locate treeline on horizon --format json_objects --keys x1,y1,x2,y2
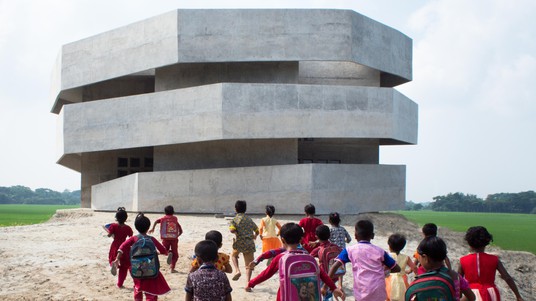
[
  {"x1": 406, "y1": 191, "x2": 536, "y2": 214},
  {"x1": 0, "y1": 185, "x2": 80, "y2": 205},
  {"x1": 2, "y1": 185, "x2": 535, "y2": 214}
]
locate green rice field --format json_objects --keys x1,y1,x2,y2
[
  {"x1": 395, "y1": 210, "x2": 536, "y2": 254},
  {"x1": 0, "y1": 204, "x2": 79, "y2": 226}
]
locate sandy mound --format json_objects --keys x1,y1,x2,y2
[{"x1": 0, "y1": 210, "x2": 533, "y2": 300}]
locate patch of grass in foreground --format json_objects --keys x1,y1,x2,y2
[
  {"x1": 0, "y1": 204, "x2": 79, "y2": 226},
  {"x1": 394, "y1": 211, "x2": 536, "y2": 255}
]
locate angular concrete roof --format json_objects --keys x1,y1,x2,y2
[{"x1": 51, "y1": 9, "x2": 412, "y2": 113}]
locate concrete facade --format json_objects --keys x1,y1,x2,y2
[{"x1": 51, "y1": 9, "x2": 417, "y2": 213}]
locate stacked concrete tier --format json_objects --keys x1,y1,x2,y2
[{"x1": 51, "y1": 9, "x2": 417, "y2": 214}]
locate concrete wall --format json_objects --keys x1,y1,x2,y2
[
  {"x1": 51, "y1": 9, "x2": 412, "y2": 112},
  {"x1": 154, "y1": 139, "x2": 297, "y2": 171},
  {"x1": 155, "y1": 62, "x2": 298, "y2": 91},
  {"x1": 62, "y1": 83, "x2": 417, "y2": 155},
  {"x1": 298, "y1": 61, "x2": 380, "y2": 87},
  {"x1": 81, "y1": 148, "x2": 153, "y2": 207},
  {"x1": 298, "y1": 138, "x2": 379, "y2": 164},
  {"x1": 91, "y1": 164, "x2": 405, "y2": 214}
]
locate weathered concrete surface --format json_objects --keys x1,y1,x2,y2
[
  {"x1": 51, "y1": 9, "x2": 417, "y2": 212},
  {"x1": 91, "y1": 164, "x2": 405, "y2": 214},
  {"x1": 62, "y1": 83, "x2": 417, "y2": 154},
  {"x1": 51, "y1": 9, "x2": 412, "y2": 113}
]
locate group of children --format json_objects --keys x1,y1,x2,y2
[{"x1": 104, "y1": 202, "x2": 525, "y2": 301}]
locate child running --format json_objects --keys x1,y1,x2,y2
[
  {"x1": 185, "y1": 240, "x2": 233, "y2": 301},
  {"x1": 259, "y1": 205, "x2": 282, "y2": 255},
  {"x1": 407, "y1": 236, "x2": 475, "y2": 301},
  {"x1": 229, "y1": 200, "x2": 259, "y2": 282},
  {"x1": 149, "y1": 205, "x2": 183, "y2": 273},
  {"x1": 459, "y1": 226, "x2": 524, "y2": 301},
  {"x1": 298, "y1": 203, "x2": 324, "y2": 252},
  {"x1": 328, "y1": 212, "x2": 351, "y2": 249},
  {"x1": 114, "y1": 213, "x2": 170, "y2": 301},
  {"x1": 310, "y1": 225, "x2": 343, "y2": 301},
  {"x1": 107, "y1": 207, "x2": 133, "y2": 288},
  {"x1": 190, "y1": 230, "x2": 232, "y2": 274},
  {"x1": 328, "y1": 212, "x2": 351, "y2": 288},
  {"x1": 327, "y1": 220, "x2": 401, "y2": 301},
  {"x1": 384, "y1": 233, "x2": 416, "y2": 301},
  {"x1": 245, "y1": 223, "x2": 345, "y2": 301},
  {"x1": 413, "y1": 223, "x2": 451, "y2": 274}
]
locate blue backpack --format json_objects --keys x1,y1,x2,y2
[{"x1": 130, "y1": 235, "x2": 159, "y2": 279}]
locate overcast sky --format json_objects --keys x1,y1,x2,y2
[{"x1": 1, "y1": 0, "x2": 534, "y2": 202}]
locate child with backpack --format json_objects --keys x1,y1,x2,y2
[
  {"x1": 149, "y1": 205, "x2": 182, "y2": 273},
  {"x1": 185, "y1": 240, "x2": 233, "y2": 301},
  {"x1": 114, "y1": 213, "x2": 170, "y2": 301},
  {"x1": 326, "y1": 220, "x2": 401, "y2": 301},
  {"x1": 246, "y1": 222, "x2": 345, "y2": 301},
  {"x1": 298, "y1": 203, "x2": 324, "y2": 253},
  {"x1": 413, "y1": 223, "x2": 451, "y2": 275},
  {"x1": 385, "y1": 234, "x2": 417, "y2": 301},
  {"x1": 190, "y1": 230, "x2": 232, "y2": 274},
  {"x1": 406, "y1": 236, "x2": 474, "y2": 301},
  {"x1": 310, "y1": 225, "x2": 344, "y2": 301},
  {"x1": 106, "y1": 207, "x2": 133, "y2": 288},
  {"x1": 459, "y1": 226, "x2": 524, "y2": 301},
  {"x1": 229, "y1": 200, "x2": 259, "y2": 282},
  {"x1": 328, "y1": 212, "x2": 351, "y2": 289}
]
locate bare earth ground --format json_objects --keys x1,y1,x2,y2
[{"x1": 0, "y1": 209, "x2": 533, "y2": 301}]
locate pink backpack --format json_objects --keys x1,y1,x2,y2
[
  {"x1": 279, "y1": 250, "x2": 321, "y2": 301},
  {"x1": 160, "y1": 216, "x2": 179, "y2": 239}
]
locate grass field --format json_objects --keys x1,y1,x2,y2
[
  {"x1": 0, "y1": 204, "x2": 79, "y2": 227},
  {"x1": 395, "y1": 210, "x2": 536, "y2": 254}
]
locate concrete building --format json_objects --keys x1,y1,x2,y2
[{"x1": 51, "y1": 9, "x2": 417, "y2": 214}]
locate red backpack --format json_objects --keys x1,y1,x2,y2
[
  {"x1": 279, "y1": 250, "x2": 321, "y2": 301},
  {"x1": 160, "y1": 216, "x2": 180, "y2": 239},
  {"x1": 318, "y1": 243, "x2": 345, "y2": 279}
]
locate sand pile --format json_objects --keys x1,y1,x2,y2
[{"x1": 0, "y1": 210, "x2": 533, "y2": 300}]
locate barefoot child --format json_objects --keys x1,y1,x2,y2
[
  {"x1": 246, "y1": 223, "x2": 345, "y2": 301},
  {"x1": 149, "y1": 205, "x2": 182, "y2": 273},
  {"x1": 459, "y1": 226, "x2": 524, "y2": 301},
  {"x1": 114, "y1": 213, "x2": 171, "y2": 301},
  {"x1": 107, "y1": 207, "x2": 133, "y2": 288},
  {"x1": 185, "y1": 240, "x2": 233, "y2": 301},
  {"x1": 327, "y1": 220, "x2": 401, "y2": 300},
  {"x1": 190, "y1": 230, "x2": 232, "y2": 273},
  {"x1": 229, "y1": 200, "x2": 259, "y2": 282},
  {"x1": 298, "y1": 203, "x2": 324, "y2": 252}
]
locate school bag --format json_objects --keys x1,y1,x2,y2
[
  {"x1": 404, "y1": 266, "x2": 455, "y2": 301},
  {"x1": 279, "y1": 250, "x2": 321, "y2": 301},
  {"x1": 317, "y1": 242, "x2": 345, "y2": 278},
  {"x1": 160, "y1": 216, "x2": 179, "y2": 239},
  {"x1": 130, "y1": 235, "x2": 160, "y2": 279}
]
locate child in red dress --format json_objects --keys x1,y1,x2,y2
[
  {"x1": 114, "y1": 213, "x2": 171, "y2": 301},
  {"x1": 149, "y1": 205, "x2": 183, "y2": 273},
  {"x1": 459, "y1": 226, "x2": 524, "y2": 301},
  {"x1": 298, "y1": 203, "x2": 324, "y2": 252},
  {"x1": 107, "y1": 207, "x2": 133, "y2": 288}
]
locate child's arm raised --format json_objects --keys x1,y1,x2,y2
[{"x1": 148, "y1": 219, "x2": 160, "y2": 234}]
